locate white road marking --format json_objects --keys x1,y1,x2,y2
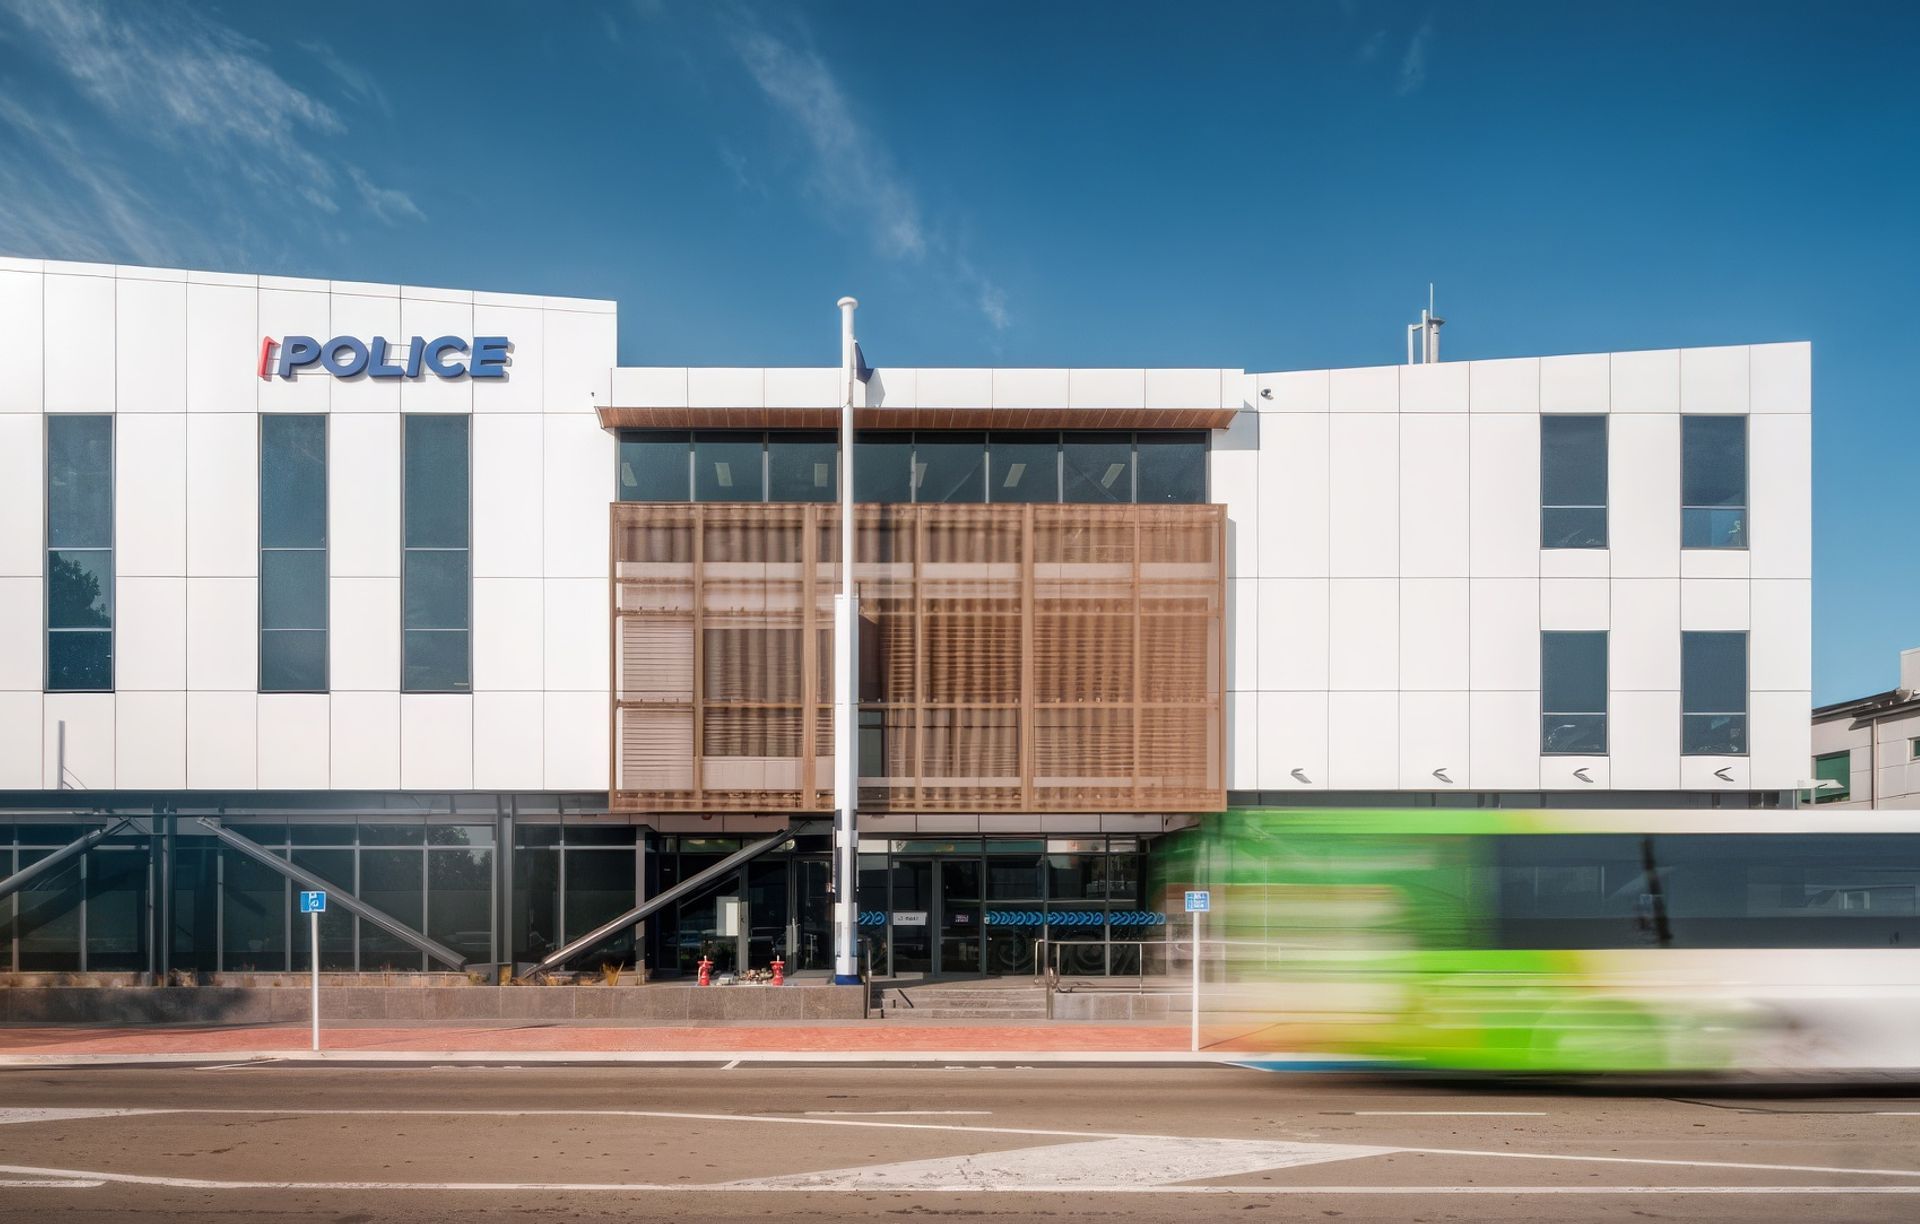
[
  {"x1": 196, "y1": 1059, "x2": 282, "y2": 1072},
  {"x1": 723, "y1": 1136, "x2": 1390, "y2": 1190},
  {"x1": 720, "y1": 1059, "x2": 741, "y2": 1070},
  {"x1": 1350, "y1": 1110, "x2": 1548, "y2": 1116},
  {"x1": 1404, "y1": 1145, "x2": 1920, "y2": 1179},
  {"x1": 0, "y1": 1109, "x2": 164, "y2": 1126},
  {"x1": 802, "y1": 1110, "x2": 993, "y2": 1117},
  {"x1": 0, "y1": 1179, "x2": 107, "y2": 1188}
]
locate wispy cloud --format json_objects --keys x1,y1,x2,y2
[
  {"x1": 301, "y1": 37, "x2": 395, "y2": 121},
  {"x1": 0, "y1": 0, "x2": 421, "y2": 264},
  {"x1": 730, "y1": 22, "x2": 1010, "y2": 331},
  {"x1": 1398, "y1": 17, "x2": 1434, "y2": 95}
]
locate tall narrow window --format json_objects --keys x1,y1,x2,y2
[
  {"x1": 403, "y1": 415, "x2": 470, "y2": 692},
  {"x1": 46, "y1": 415, "x2": 113, "y2": 691},
  {"x1": 259, "y1": 415, "x2": 328, "y2": 691},
  {"x1": 1541, "y1": 631, "x2": 1608, "y2": 753},
  {"x1": 1682, "y1": 630, "x2": 1748, "y2": 754},
  {"x1": 1540, "y1": 415, "x2": 1608, "y2": 548},
  {"x1": 1682, "y1": 416, "x2": 1748, "y2": 549}
]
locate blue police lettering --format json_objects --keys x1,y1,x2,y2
[
  {"x1": 422, "y1": 335, "x2": 468, "y2": 378},
  {"x1": 321, "y1": 337, "x2": 370, "y2": 378},
  {"x1": 368, "y1": 336, "x2": 407, "y2": 378},
  {"x1": 470, "y1": 336, "x2": 509, "y2": 379},
  {"x1": 264, "y1": 334, "x2": 512, "y2": 379},
  {"x1": 276, "y1": 335, "x2": 321, "y2": 377}
]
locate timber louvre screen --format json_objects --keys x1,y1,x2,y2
[{"x1": 612, "y1": 502, "x2": 1225, "y2": 813}]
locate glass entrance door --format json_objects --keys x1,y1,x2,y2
[
  {"x1": 888, "y1": 858, "x2": 934, "y2": 976},
  {"x1": 939, "y1": 859, "x2": 983, "y2": 974}
]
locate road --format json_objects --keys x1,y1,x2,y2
[{"x1": 2, "y1": 1063, "x2": 1919, "y2": 1221}]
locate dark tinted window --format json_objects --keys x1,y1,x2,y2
[
  {"x1": 46, "y1": 415, "x2": 113, "y2": 549},
  {"x1": 46, "y1": 415, "x2": 113, "y2": 691},
  {"x1": 694, "y1": 431, "x2": 764, "y2": 502},
  {"x1": 1541, "y1": 631, "x2": 1607, "y2": 754},
  {"x1": 1540, "y1": 415, "x2": 1607, "y2": 548},
  {"x1": 767, "y1": 432, "x2": 836, "y2": 501},
  {"x1": 260, "y1": 415, "x2": 328, "y2": 692},
  {"x1": 1062, "y1": 433, "x2": 1132, "y2": 503},
  {"x1": 260, "y1": 415, "x2": 327, "y2": 548},
  {"x1": 403, "y1": 415, "x2": 470, "y2": 691},
  {"x1": 988, "y1": 433, "x2": 1058, "y2": 504},
  {"x1": 404, "y1": 416, "x2": 470, "y2": 549},
  {"x1": 1682, "y1": 630, "x2": 1747, "y2": 754},
  {"x1": 619, "y1": 430, "x2": 690, "y2": 501},
  {"x1": 855, "y1": 432, "x2": 914, "y2": 502},
  {"x1": 912, "y1": 432, "x2": 985, "y2": 503},
  {"x1": 1135, "y1": 432, "x2": 1207, "y2": 503},
  {"x1": 1681, "y1": 416, "x2": 1747, "y2": 548}
]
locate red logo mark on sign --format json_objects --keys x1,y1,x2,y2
[{"x1": 258, "y1": 336, "x2": 276, "y2": 380}]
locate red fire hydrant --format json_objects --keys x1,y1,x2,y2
[
  {"x1": 770, "y1": 956, "x2": 785, "y2": 987},
  {"x1": 697, "y1": 954, "x2": 713, "y2": 987}
]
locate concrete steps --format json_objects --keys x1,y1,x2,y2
[{"x1": 873, "y1": 983, "x2": 1049, "y2": 1020}]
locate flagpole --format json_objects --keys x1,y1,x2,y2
[{"x1": 832, "y1": 296, "x2": 861, "y2": 985}]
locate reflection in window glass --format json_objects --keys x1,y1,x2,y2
[
  {"x1": 1681, "y1": 416, "x2": 1748, "y2": 549},
  {"x1": 360, "y1": 849, "x2": 425, "y2": 970},
  {"x1": 618, "y1": 431, "x2": 690, "y2": 501},
  {"x1": 221, "y1": 850, "x2": 284, "y2": 971},
  {"x1": 767, "y1": 432, "x2": 837, "y2": 501},
  {"x1": 1682, "y1": 630, "x2": 1748, "y2": 755},
  {"x1": 1135, "y1": 432, "x2": 1207, "y2": 503},
  {"x1": 1812, "y1": 751, "x2": 1851, "y2": 804},
  {"x1": 260, "y1": 415, "x2": 328, "y2": 692},
  {"x1": 563, "y1": 849, "x2": 637, "y2": 967},
  {"x1": 1541, "y1": 631, "x2": 1608, "y2": 754},
  {"x1": 1062, "y1": 433, "x2": 1132, "y2": 503},
  {"x1": 430, "y1": 849, "x2": 493, "y2": 965},
  {"x1": 988, "y1": 433, "x2": 1059, "y2": 504},
  {"x1": 912, "y1": 432, "x2": 985, "y2": 503},
  {"x1": 694, "y1": 431, "x2": 764, "y2": 502},
  {"x1": 1540, "y1": 415, "x2": 1608, "y2": 548},
  {"x1": 403, "y1": 415, "x2": 470, "y2": 692},
  {"x1": 46, "y1": 415, "x2": 113, "y2": 692},
  {"x1": 855, "y1": 433, "x2": 914, "y2": 502}
]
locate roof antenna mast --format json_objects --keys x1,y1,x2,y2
[{"x1": 1406, "y1": 284, "x2": 1445, "y2": 365}]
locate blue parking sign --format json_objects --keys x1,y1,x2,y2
[
  {"x1": 298, "y1": 890, "x2": 327, "y2": 914},
  {"x1": 1184, "y1": 890, "x2": 1209, "y2": 913}
]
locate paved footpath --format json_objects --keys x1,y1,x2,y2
[{"x1": 0, "y1": 1020, "x2": 1235, "y2": 1059}]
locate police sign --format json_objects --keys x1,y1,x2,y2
[
  {"x1": 298, "y1": 890, "x2": 328, "y2": 914},
  {"x1": 259, "y1": 335, "x2": 511, "y2": 380}
]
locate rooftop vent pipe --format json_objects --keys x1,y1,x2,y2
[{"x1": 1406, "y1": 284, "x2": 1445, "y2": 364}]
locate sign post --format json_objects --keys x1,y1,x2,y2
[
  {"x1": 1184, "y1": 890, "x2": 1209, "y2": 1053},
  {"x1": 298, "y1": 891, "x2": 327, "y2": 1051}
]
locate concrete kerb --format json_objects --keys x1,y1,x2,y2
[{"x1": 0, "y1": 1049, "x2": 1321, "y2": 1068}]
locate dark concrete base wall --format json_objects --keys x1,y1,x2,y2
[{"x1": 0, "y1": 985, "x2": 865, "y2": 1026}]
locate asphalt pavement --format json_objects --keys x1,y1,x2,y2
[{"x1": 2, "y1": 1064, "x2": 1919, "y2": 1222}]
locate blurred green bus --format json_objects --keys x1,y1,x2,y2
[{"x1": 1172, "y1": 809, "x2": 1920, "y2": 1074}]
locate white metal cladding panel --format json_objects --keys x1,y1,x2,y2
[
  {"x1": 1610, "y1": 689, "x2": 1681, "y2": 789},
  {"x1": 44, "y1": 272, "x2": 115, "y2": 413},
  {"x1": 1257, "y1": 690, "x2": 1328, "y2": 789},
  {"x1": 1469, "y1": 357, "x2": 1541, "y2": 414},
  {"x1": 472, "y1": 577, "x2": 543, "y2": 691},
  {"x1": 1540, "y1": 547, "x2": 1609, "y2": 579},
  {"x1": 114, "y1": 413, "x2": 187, "y2": 576},
  {"x1": 1468, "y1": 578, "x2": 1540, "y2": 690},
  {"x1": 1228, "y1": 689, "x2": 1258, "y2": 790},
  {"x1": 42, "y1": 693, "x2": 113, "y2": 788},
  {"x1": 1259, "y1": 368, "x2": 1327, "y2": 413},
  {"x1": 1541, "y1": 754, "x2": 1609, "y2": 790},
  {"x1": 473, "y1": 305, "x2": 545, "y2": 413},
  {"x1": 1068, "y1": 368, "x2": 1145, "y2": 410},
  {"x1": 0, "y1": 414, "x2": 41, "y2": 575},
  {"x1": 1680, "y1": 346, "x2": 1750, "y2": 414},
  {"x1": 1750, "y1": 342, "x2": 1811, "y2": 414},
  {"x1": 400, "y1": 693, "x2": 473, "y2": 789},
  {"x1": 1539, "y1": 577, "x2": 1610, "y2": 629},
  {"x1": 543, "y1": 577, "x2": 607, "y2": 692},
  {"x1": 0, "y1": 691, "x2": 41, "y2": 787},
  {"x1": 688, "y1": 366, "x2": 765, "y2": 409},
  {"x1": 1399, "y1": 361, "x2": 1468, "y2": 413},
  {"x1": 1398, "y1": 414, "x2": 1468, "y2": 576},
  {"x1": 1681, "y1": 755, "x2": 1749, "y2": 790},
  {"x1": 1680, "y1": 578, "x2": 1749, "y2": 631},
  {"x1": 328, "y1": 413, "x2": 402, "y2": 578},
  {"x1": 185, "y1": 577, "x2": 257, "y2": 691},
  {"x1": 0, "y1": 271, "x2": 44, "y2": 412},
  {"x1": 400, "y1": 295, "x2": 474, "y2": 414},
  {"x1": 330, "y1": 690, "x2": 400, "y2": 788},
  {"x1": 328, "y1": 293, "x2": 402, "y2": 414},
  {"x1": 1256, "y1": 413, "x2": 1328, "y2": 577},
  {"x1": 115, "y1": 277, "x2": 186, "y2": 413},
  {"x1": 184, "y1": 281, "x2": 257, "y2": 415},
  {"x1": 1212, "y1": 409, "x2": 1260, "y2": 577},
  {"x1": 1328, "y1": 691, "x2": 1397, "y2": 788},
  {"x1": 1328, "y1": 365, "x2": 1397, "y2": 413},
  {"x1": 186, "y1": 690, "x2": 256, "y2": 789},
  {"x1": 1750, "y1": 413, "x2": 1812, "y2": 579},
  {"x1": 1466, "y1": 414, "x2": 1538, "y2": 578},
  {"x1": 542, "y1": 414, "x2": 613, "y2": 579},
  {"x1": 545, "y1": 689, "x2": 608, "y2": 790},
  {"x1": 0, "y1": 577, "x2": 38, "y2": 690},
  {"x1": 1607, "y1": 412, "x2": 1681, "y2": 578},
  {"x1": 328, "y1": 576, "x2": 400, "y2": 690},
  {"x1": 1539, "y1": 353, "x2": 1610, "y2": 413},
  {"x1": 1750, "y1": 578, "x2": 1812, "y2": 693},
  {"x1": 257, "y1": 288, "x2": 330, "y2": 413},
  {"x1": 542, "y1": 308, "x2": 616, "y2": 414},
  {"x1": 114, "y1": 576, "x2": 186, "y2": 691},
  {"x1": 1328, "y1": 578, "x2": 1397, "y2": 690},
  {"x1": 1227, "y1": 578, "x2": 1257, "y2": 694},
  {"x1": 184, "y1": 413, "x2": 258, "y2": 576},
  {"x1": 1257, "y1": 578, "x2": 1327, "y2": 690},
  {"x1": 765, "y1": 366, "x2": 840, "y2": 409},
  {"x1": 473, "y1": 690, "x2": 543, "y2": 790},
  {"x1": 471, "y1": 413, "x2": 544, "y2": 578},
  {"x1": 1610, "y1": 578, "x2": 1680, "y2": 691},
  {"x1": 1610, "y1": 349, "x2": 1680, "y2": 413},
  {"x1": 115, "y1": 691, "x2": 185, "y2": 788},
  {"x1": 1469, "y1": 689, "x2": 1541, "y2": 789},
  {"x1": 1400, "y1": 690, "x2": 1468, "y2": 788},
  {"x1": 1328, "y1": 414, "x2": 1397, "y2": 576},
  {"x1": 1750, "y1": 689, "x2": 1812, "y2": 790},
  {"x1": 1399, "y1": 577, "x2": 1468, "y2": 691},
  {"x1": 256, "y1": 693, "x2": 330, "y2": 790}
]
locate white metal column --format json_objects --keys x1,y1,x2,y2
[{"x1": 832, "y1": 295, "x2": 863, "y2": 984}]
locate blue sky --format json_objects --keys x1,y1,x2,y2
[{"x1": 0, "y1": 0, "x2": 1912, "y2": 704}]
